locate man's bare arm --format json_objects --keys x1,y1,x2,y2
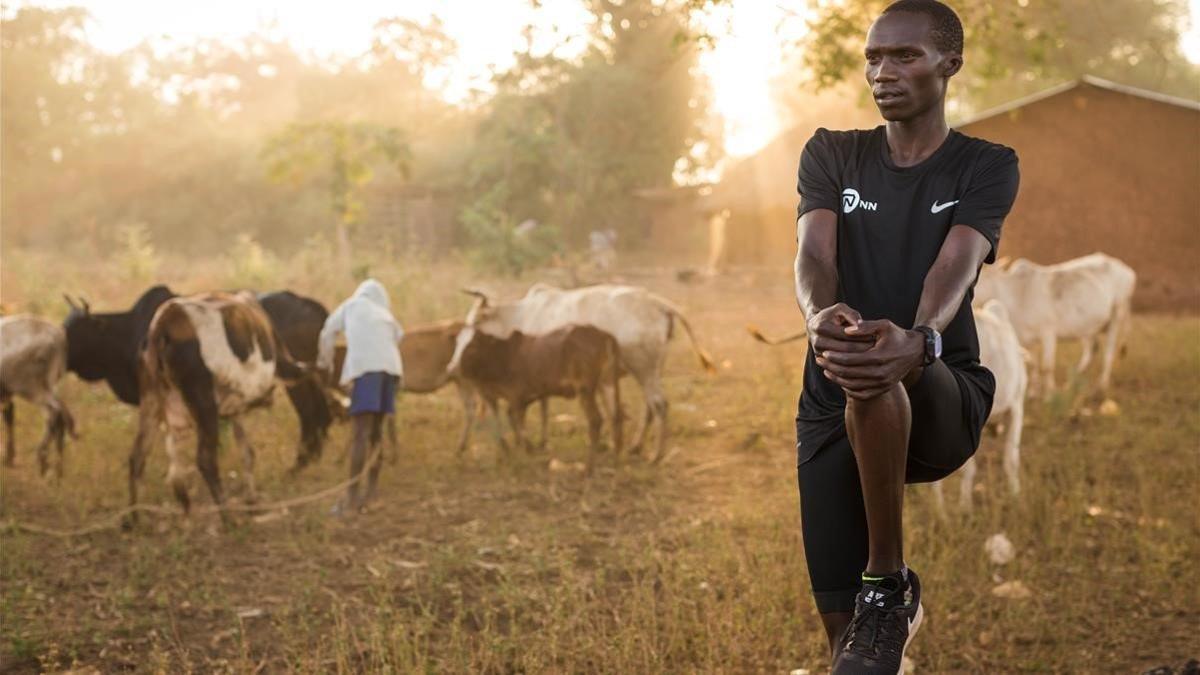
[
  {"x1": 816, "y1": 225, "x2": 993, "y2": 399},
  {"x1": 794, "y1": 210, "x2": 839, "y2": 319},
  {"x1": 911, "y1": 225, "x2": 992, "y2": 331},
  {"x1": 795, "y1": 209, "x2": 874, "y2": 353}
]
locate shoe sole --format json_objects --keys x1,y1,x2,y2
[{"x1": 899, "y1": 602, "x2": 924, "y2": 673}]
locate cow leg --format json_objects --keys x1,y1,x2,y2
[
  {"x1": 454, "y1": 382, "x2": 477, "y2": 456},
  {"x1": 32, "y1": 393, "x2": 73, "y2": 480},
  {"x1": 161, "y1": 427, "x2": 194, "y2": 514},
  {"x1": 1004, "y1": 404, "x2": 1024, "y2": 496},
  {"x1": 1098, "y1": 305, "x2": 1126, "y2": 394},
  {"x1": 930, "y1": 480, "x2": 946, "y2": 518},
  {"x1": 1039, "y1": 332, "x2": 1057, "y2": 400},
  {"x1": 580, "y1": 389, "x2": 603, "y2": 471},
  {"x1": 128, "y1": 395, "x2": 163, "y2": 521},
  {"x1": 629, "y1": 404, "x2": 653, "y2": 456},
  {"x1": 958, "y1": 456, "x2": 978, "y2": 510},
  {"x1": 191, "y1": 405, "x2": 223, "y2": 512},
  {"x1": 230, "y1": 419, "x2": 258, "y2": 503},
  {"x1": 508, "y1": 402, "x2": 530, "y2": 453},
  {"x1": 34, "y1": 399, "x2": 57, "y2": 479},
  {"x1": 486, "y1": 399, "x2": 510, "y2": 454},
  {"x1": 51, "y1": 399, "x2": 75, "y2": 481},
  {"x1": 636, "y1": 375, "x2": 670, "y2": 463},
  {"x1": 1074, "y1": 336, "x2": 1094, "y2": 378},
  {"x1": 538, "y1": 398, "x2": 549, "y2": 451},
  {"x1": 611, "y1": 376, "x2": 624, "y2": 457},
  {"x1": 285, "y1": 383, "x2": 315, "y2": 471},
  {"x1": 2, "y1": 396, "x2": 14, "y2": 467}
]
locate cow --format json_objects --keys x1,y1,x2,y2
[
  {"x1": 973, "y1": 253, "x2": 1135, "y2": 398},
  {"x1": 63, "y1": 286, "x2": 335, "y2": 471},
  {"x1": 932, "y1": 300, "x2": 1028, "y2": 511},
  {"x1": 130, "y1": 291, "x2": 308, "y2": 515},
  {"x1": 257, "y1": 290, "x2": 339, "y2": 469},
  {"x1": 0, "y1": 315, "x2": 77, "y2": 477},
  {"x1": 448, "y1": 284, "x2": 714, "y2": 463},
  {"x1": 456, "y1": 324, "x2": 622, "y2": 467},
  {"x1": 395, "y1": 320, "x2": 484, "y2": 453}
]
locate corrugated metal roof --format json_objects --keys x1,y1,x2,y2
[{"x1": 954, "y1": 75, "x2": 1200, "y2": 127}]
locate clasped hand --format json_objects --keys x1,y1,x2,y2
[{"x1": 806, "y1": 303, "x2": 924, "y2": 400}]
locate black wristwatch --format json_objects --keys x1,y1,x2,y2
[{"x1": 914, "y1": 325, "x2": 942, "y2": 365}]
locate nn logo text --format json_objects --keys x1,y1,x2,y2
[{"x1": 842, "y1": 188, "x2": 878, "y2": 214}]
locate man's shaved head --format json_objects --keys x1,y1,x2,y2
[{"x1": 881, "y1": 0, "x2": 963, "y2": 55}]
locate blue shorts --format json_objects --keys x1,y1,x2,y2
[{"x1": 348, "y1": 372, "x2": 398, "y2": 416}]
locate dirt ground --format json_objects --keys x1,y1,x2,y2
[{"x1": 2, "y1": 267, "x2": 1198, "y2": 673}]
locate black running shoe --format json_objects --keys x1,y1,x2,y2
[{"x1": 831, "y1": 569, "x2": 924, "y2": 674}]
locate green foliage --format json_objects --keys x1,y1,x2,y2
[
  {"x1": 461, "y1": 0, "x2": 718, "y2": 252},
  {"x1": 262, "y1": 121, "x2": 411, "y2": 228},
  {"x1": 225, "y1": 233, "x2": 280, "y2": 289},
  {"x1": 799, "y1": 0, "x2": 1200, "y2": 112},
  {"x1": 114, "y1": 223, "x2": 160, "y2": 284},
  {"x1": 461, "y1": 185, "x2": 561, "y2": 278}
]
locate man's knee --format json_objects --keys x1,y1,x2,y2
[{"x1": 845, "y1": 381, "x2": 910, "y2": 419}]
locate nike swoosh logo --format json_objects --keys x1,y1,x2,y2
[{"x1": 931, "y1": 200, "x2": 959, "y2": 214}]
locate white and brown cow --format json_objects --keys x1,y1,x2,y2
[
  {"x1": 455, "y1": 324, "x2": 622, "y2": 467},
  {"x1": 130, "y1": 291, "x2": 306, "y2": 515},
  {"x1": 0, "y1": 315, "x2": 76, "y2": 477},
  {"x1": 448, "y1": 284, "x2": 714, "y2": 463}
]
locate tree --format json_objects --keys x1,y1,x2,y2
[
  {"x1": 798, "y1": 0, "x2": 1200, "y2": 113},
  {"x1": 262, "y1": 121, "x2": 411, "y2": 270},
  {"x1": 463, "y1": 0, "x2": 718, "y2": 252}
]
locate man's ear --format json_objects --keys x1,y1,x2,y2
[{"x1": 940, "y1": 53, "x2": 963, "y2": 78}]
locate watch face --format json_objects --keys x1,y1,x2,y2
[{"x1": 933, "y1": 331, "x2": 943, "y2": 359}]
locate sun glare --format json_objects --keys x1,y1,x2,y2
[
  {"x1": 699, "y1": 3, "x2": 798, "y2": 158},
  {"x1": 1182, "y1": 0, "x2": 1200, "y2": 64}
]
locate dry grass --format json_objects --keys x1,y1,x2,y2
[{"x1": 1, "y1": 258, "x2": 1197, "y2": 673}]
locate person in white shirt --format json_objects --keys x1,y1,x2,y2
[{"x1": 318, "y1": 279, "x2": 404, "y2": 513}]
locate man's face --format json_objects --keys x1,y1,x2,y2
[{"x1": 864, "y1": 12, "x2": 960, "y2": 122}]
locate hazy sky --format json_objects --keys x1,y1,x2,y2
[{"x1": 9, "y1": 0, "x2": 1200, "y2": 156}]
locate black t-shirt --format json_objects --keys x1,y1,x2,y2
[{"x1": 794, "y1": 125, "x2": 1020, "y2": 461}]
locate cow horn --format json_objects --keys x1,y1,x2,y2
[
  {"x1": 460, "y1": 288, "x2": 491, "y2": 308},
  {"x1": 79, "y1": 296, "x2": 91, "y2": 314},
  {"x1": 63, "y1": 294, "x2": 79, "y2": 311}
]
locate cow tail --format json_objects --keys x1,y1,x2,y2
[
  {"x1": 271, "y1": 336, "x2": 308, "y2": 383},
  {"x1": 649, "y1": 294, "x2": 716, "y2": 374}
]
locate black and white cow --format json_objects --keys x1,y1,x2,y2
[
  {"x1": 63, "y1": 285, "x2": 335, "y2": 471},
  {"x1": 131, "y1": 291, "x2": 308, "y2": 513}
]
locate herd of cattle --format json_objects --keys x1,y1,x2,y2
[
  {"x1": 0, "y1": 282, "x2": 714, "y2": 516},
  {"x1": 0, "y1": 251, "x2": 1133, "y2": 518}
]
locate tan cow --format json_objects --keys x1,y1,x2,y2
[
  {"x1": 455, "y1": 324, "x2": 622, "y2": 468},
  {"x1": 974, "y1": 253, "x2": 1135, "y2": 398},
  {"x1": 448, "y1": 284, "x2": 714, "y2": 463}
]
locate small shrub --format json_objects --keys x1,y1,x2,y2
[
  {"x1": 114, "y1": 223, "x2": 160, "y2": 284},
  {"x1": 225, "y1": 233, "x2": 280, "y2": 289}
]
